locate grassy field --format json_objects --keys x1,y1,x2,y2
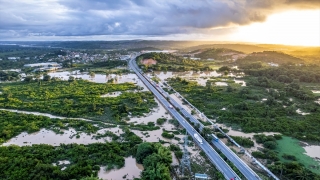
[{"x1": 276, "y1": 136, "x2": 320, "y2": 174}]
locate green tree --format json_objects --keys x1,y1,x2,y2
[{"x1": 136, "y1": 142, "x2": 154, "y2": 164}]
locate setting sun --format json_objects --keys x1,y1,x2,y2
[{"x1": 232, "y1": 10, "x2": 320, "y2": 46}]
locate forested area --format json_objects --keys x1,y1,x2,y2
[
  {"x1": 0, "y1": 45, "x2": 55, "y2": 60},
  {"x1": 237, "y1": 51, "x2": 304, "y2": 65},
  {"x1": 136, "y1": 142, "x2": 172, "y2": 180},
  {"x1": 195, "y1": 48, "x2": 243, "y2": 60},
  {"x1": 1, "y1": 139, "x2": 175, "y2": 179},
  {"x1": 0, "y1": 70, "x2": 20, "y2": 81},
  {"x1": 0, "y1": 59, "x2": 38, "y2": 70},
  {"x1": 0, "y1": 127, "x2": 142, "y2": 180},
  {"x1": 229, "y1": 136, "x2": 254, "y2": 148},
  {"x1": 136, "y1": 52, "x2": 210, "y2": 72},
  {"x1": 0, "y1": 80, "x2": 157, "y2": 121},
  {"x1": 242, "y1": 64, "x2": 320, "y2": 84},
  {"x1": 168, "y1": 77, "x2": 320, "y2": 141}
]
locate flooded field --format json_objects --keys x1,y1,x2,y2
[
  {"x1": 1, "y1": 127, "x2": 125, "y2": 146},
  {"x1": 130, "y1": 97, "x2": 176, "y2": 142},
  {"x1": 151, "y1": 71, "x2": 246, "y2": 87},
  {"x1": 277, "y1": 136, "x2": 320, "y2": 174},
  {"x1": 98, "y1": 156, "x2": 143, "y2": 180},
  {"x1": 215, "y1": 122, "x2": 280, "y2": 151},
  {"x1": 48, "y1": 71, "x2": 148, "y2": 91},
  {"x1": 215, "y1": 82, "x2": 228, "y2": 86},
  {"x1": 296, "y1": 108, "x2": 310, "y2": 115},
  {"x1": 304, "y1": 145, "x2": 320, "y2": 159},
  {"x1": 128, "y1": 98, "x2": 172, "y2": 124},
  {"x1": 153, "y1": 71, "x2": 222, "y2": 81},
  {"x1": 233, "y1": 79, "x2": 246, "y2": 86},
  {"x1": 315, "y1": 98, "x2": 320, "y2": 105}
]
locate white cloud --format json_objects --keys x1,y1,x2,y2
[{"x1": 0, "y1": 0, "x2": 319, "y2": 41}]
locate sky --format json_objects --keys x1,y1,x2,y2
[{"x1": 0, "y1": 0, "x2": 319, "y2": 46}]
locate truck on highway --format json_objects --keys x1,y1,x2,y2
[{"x1": 194, "y1": 133, "x2": 203, "y2": 144}]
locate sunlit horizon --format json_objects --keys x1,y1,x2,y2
[{"x1": 230, "y1": 10, "x2": 320, "y2": 47}]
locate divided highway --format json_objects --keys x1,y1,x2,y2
[
  {"x1": 129, "y1": 57, "x2": 241, "y2": 180},
  {"x1": 164, "y1": 91, "x2": 261, "y2": 179}
]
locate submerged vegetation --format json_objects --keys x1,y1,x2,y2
[
  {"x1": 0, "y1": 110, "x2": 117, "y2": 144},
  {"x1": 168, "y1": 75, "x2": 320, "y2": 141},
  {"x1": 0, "y1": 80, "x2": 157, "y2": 121},
  {"x1": 0, "y1": 140, "x2": 137, "y2": 179}
]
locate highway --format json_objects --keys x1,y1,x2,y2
[
  {"x1": 157, "y1": 84, "x2": 260, "y2": 179},
  {"x1": 129, "y1": 57, "x2": 241, "y2": 180},
  {"x1": 162, "y1": 84, "x2": 278, "y2": 180}
]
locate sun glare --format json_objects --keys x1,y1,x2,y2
[{"x1": 232, "y1": 10, "x2": 320, "y2": 46}]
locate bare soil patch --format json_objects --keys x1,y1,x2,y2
[{"x1": 141, "y1": 59, "x2": 157, "y2": 65}]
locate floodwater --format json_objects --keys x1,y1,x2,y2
[
  {"x1": 304, "y1": 145, "x2": 320, "y2": 159},
  {"x1": 214, "y1": 122, "x2": 280, "y2": 151},
  {"x1": 215, "y1": 82, "x2": 228, "y2": 86},
  {"x1": 48, "y1": 71, "x2": 148, "y2": 91},
  {"x1": 233, "y1": 79, "x2": 246, "y2": 86},
  {"x1": 153, "y1": 71, "x2": 222, "y2": 81},
  {"x1": 296, "y1": 109, "x2": 310, "y2": 115},
  {"x1": 101, "y1": 91, "x2": 122, "y2": 97},
  {"x1": 128, "y1": 98, "x2": 172, "y2": 124},
  {"x1": 2, "y1": 128, "x2": 111, "y2": 146},
  {"x1": 98, "y1": 156, "x2": 143, "y2": 180}
]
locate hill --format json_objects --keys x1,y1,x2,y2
[
  {"x1": 194, "y1": 48, "x2": 246, "y2": 60},
  {"x1": 237, "y1": 51, "x2": 304, "y2": 65},
  {"x1": 180, "y1": 44, "x2": 270, "y2": 54}
]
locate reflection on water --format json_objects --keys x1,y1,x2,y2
[
  {"x1": 2, "y1": 127, "x2": 123, "y2": 146},
  {"x1": 154, "y1": 71, "x2": 222, "y2": 81},
  {"x1": 233, "y1": 79, "x2": 246, "y2": 86},
  {"x1": 2, "y1": 128, "x2": 110, "y2": 146},
  {"x1": 48, "y1": 71, "x2": 148, "y2": 91},
  {"x1": 98, "y1": 156, "x2": 143, "y2": 180},
  {"x1": 215, "y1": 82, "x2": 228, "y2": 86},
  {"x1": 304, "y1": 145, "x2": 320, "y2": 159}
]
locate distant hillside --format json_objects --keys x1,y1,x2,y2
[
  {"x1": 284, "y1": 47, "x2": 320, "y2": 63},
  {"x1": 194, "y1": 48, "x2": 245, "y2": 60},
  {"x1": 237, "y1": 51, "x2": 304, "y2": 65},
  {"x1": 180, "y1": 44, "x2": 270, "y2": 54},
  {"x1": 127, "y1": 47, "x2": 161, "y2": 52}
]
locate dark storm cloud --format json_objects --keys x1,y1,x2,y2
[{"x1": 0, "y1": 0, "x2": 319, "y2": 39}]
